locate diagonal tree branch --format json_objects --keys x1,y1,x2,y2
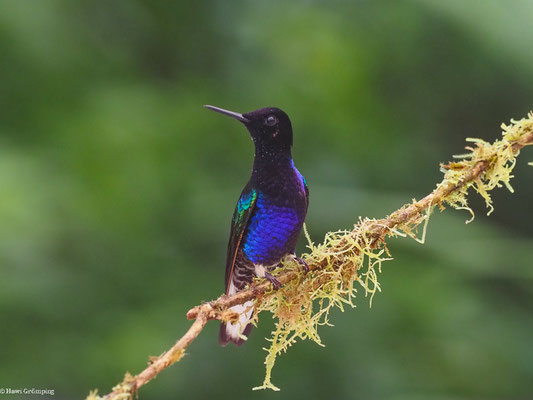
[{"x1": 89, "y1": 114, "x2": 533, "y2": 400}]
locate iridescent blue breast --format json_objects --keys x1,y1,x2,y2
[{"x1": 242, "y1": 191, "x2": 304, "y2": 265}]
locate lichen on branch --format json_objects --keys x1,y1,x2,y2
[
  {"x1": 89, "y1": 112, "x2": 533, "y2": 399},
  {"x1": 252, "y1": 112, "x2": 533, "y2": 390}
]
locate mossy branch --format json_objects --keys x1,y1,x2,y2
[{"x1": 88, "y1": 113, "x2": 533, "y2": 399}]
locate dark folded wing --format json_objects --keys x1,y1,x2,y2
[{"x1": 225, "y1": 183, "x2": 257, "y2": 292}]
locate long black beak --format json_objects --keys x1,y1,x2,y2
[{"x1": 204, "y1": 105, "x2": 250, "y2": 123}]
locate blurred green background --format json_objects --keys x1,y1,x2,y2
[{"x1": 1, "y1": 1, "x2": 532, "y2": 399}]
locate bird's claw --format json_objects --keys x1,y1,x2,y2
[
  {"x1": 265, "y1": 272, "x2": 282, "y2": 290},
  {"x1": 293, "y1": 255, "x2": 309, "y2": 274}
]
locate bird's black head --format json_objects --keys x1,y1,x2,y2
[
  {"x1": 241, "y1": 107, "x2": 293, "y2": 148},
  {"x1": 205, "y1": 106, "x2": 293, "y2": 152}
]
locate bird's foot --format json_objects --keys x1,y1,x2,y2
[
  {"x1": 292, "y1": 255, "x2": 309, "y2": 274},
  {"x1": 264, "y1": 272, "x2": 282, "y2": 290}
]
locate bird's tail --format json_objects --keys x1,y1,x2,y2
[{"x1": 219, "y1": 283, "x2": 254, "y2": 346}]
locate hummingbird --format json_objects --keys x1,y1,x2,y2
[{"x1": 205, "y1": 105, "x2": 309, "y2": 346}]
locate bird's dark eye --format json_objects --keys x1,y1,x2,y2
[{"x1": 265, "y1": 115, "x2": 278, "y2": 126}]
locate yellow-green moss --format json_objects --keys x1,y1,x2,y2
[
  {"x1": 252, "y1": 112, "x2": 533, "y2": 390},
  {"x1": 86, "y1": 113, "x2": 533, "y2": 398}
]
